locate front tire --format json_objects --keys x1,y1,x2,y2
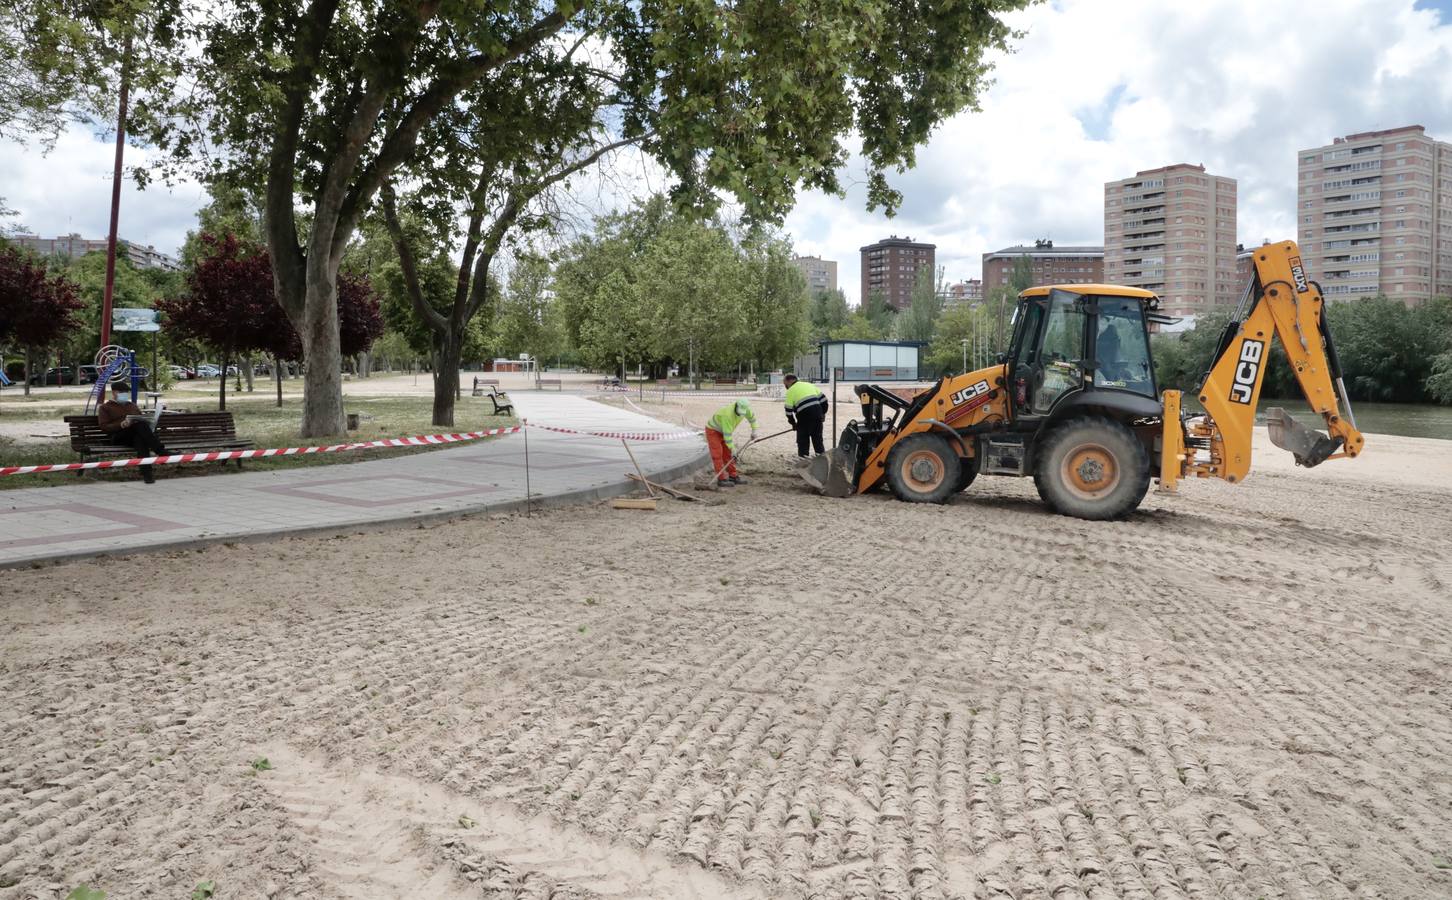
[
  {"x1": 1033, "y1": 417, "x2": 1150, "y2": 520},
  {"x1": 886, "y1": 433, "x2": 961, "y2": 504}
]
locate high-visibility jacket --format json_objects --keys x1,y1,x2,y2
[
  {"x1": 706, "y1": 399, "x2": 757, "y2": 448},
  {"x1": 783, "y1": 380, "x2": 827, "y2": 424}
]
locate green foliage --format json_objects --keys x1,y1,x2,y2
[
  {"x1": 809, "y1": 288, "x2": 850, "y2": 342},
  {"x1": 494, "y1": 253, "x2": 564, "y2": 364},
  {"x1": 829, "y1": 311, "x2": 885, "y2": 342},
  {"x1": 1152, "y1": 296, "x2": 1452, "y2": 404},
  {"x1": 556, "y1": 198, "x2": 809, "y2": 377},
  {"x1": 249, "y1": 757, "x2": 272, "y2": 771},
  {"x1": 64, "y1": 887, "x2": 105, "y2": 900},
  {"x1": 926, "y1": 302, "x2": 995, "y2": 375},
  {"x1": 1008, "y1": 255, "x2": 1035, "y2": 294},
  {"x1": 861, "y1": 289, "x2": 896, "y2": 336},
  {"x1": 899, "y1": 266, "x2": 943, "y2": 343},
  {"x1": 191, "y1": 881, "x2": 216, "y2": 900}
]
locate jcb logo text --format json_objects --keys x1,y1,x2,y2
[
  {"x1": 1229, "y1": 340, "x2": 1264, "y2": 404},
  {"x1": 950, "y1": 381, "x2": 990, "y2": 406}
]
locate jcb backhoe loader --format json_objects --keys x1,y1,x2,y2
[{"x1": 802, "y1": 240, "x2": 1364, "y2": 519}]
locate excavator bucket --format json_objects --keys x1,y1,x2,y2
[
  {"x1": 1265, "y1": 407, "x2": 1343, "y2": 468},
  {"x1": 801, "y1": 448, "x2": 857, "y2": 497}
]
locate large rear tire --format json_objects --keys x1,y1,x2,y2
[
  {"x1": 886, "y1": 433, "x2": 961, "y2": 504},
  {"x1": 1032, "y1": 417, "x2": 1150, "y2": 520}
]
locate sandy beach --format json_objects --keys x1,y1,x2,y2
[{"x1": 2, "y1": 386, "x2": 1449, "y2": 898}]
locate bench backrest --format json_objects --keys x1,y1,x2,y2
[
  {"x1": 474, "y1": 377, "x2": 499, "y2": 385},
  {"x1": 64, "y1": 412, "x2": 240, "y2": 449}
]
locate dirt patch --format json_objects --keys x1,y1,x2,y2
[{"x1": 1, "y1": 393, "x2": 1450, "y2": 898}]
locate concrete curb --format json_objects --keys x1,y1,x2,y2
[{"x1": 2, "y1": 447, "x2": 711, "y2": 571}]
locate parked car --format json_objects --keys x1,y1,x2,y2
[
  {"x1": 78, "y1": 365, "x2": 100, "y2": 384},
  {"x1": 28, "y1": 367, "x2": 75, "y2": 386},
  {"x1": 195, "y1": 364, "x2": 221, "y2": 378},
  {"x1": 167, "y1": 365, "x2": 190, "y2": 380}
]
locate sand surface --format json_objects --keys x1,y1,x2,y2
[{"x1": 2, "y1": 389, "x2": 1450, "y2": 899}]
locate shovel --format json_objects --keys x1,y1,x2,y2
[
  {"x1": 709, "y1": 427, "x2": 794, "y2": 483},
  {"x1": 1265, "y1": 407, "x2": 1343, "y2": 468}
]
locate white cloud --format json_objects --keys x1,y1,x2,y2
[
  {"x1": 785, "y1": 0, "x2": 1452, "y2": 301},
  {"x1": 0, "y1": 122, "x2": 205, "y2": 258}
]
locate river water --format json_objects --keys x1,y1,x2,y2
[{"x1": 1253, "y1": 400, "x2": 1452, "y2": 441}]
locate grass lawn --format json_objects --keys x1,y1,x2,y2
[{"x1": 0, "y1": 392, "x2": 515, "y2": 490}]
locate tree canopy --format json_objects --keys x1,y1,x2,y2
[{"x1": 3, "y1": 0, "x2": 1034, "y2": 435}]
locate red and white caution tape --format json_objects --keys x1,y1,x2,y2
[
  {"x1": 0, "y1": 426, "x2": 522, "y2": 477},
  {"x1": 524, "y1": 422, "x2": 702, "y2": 442}
]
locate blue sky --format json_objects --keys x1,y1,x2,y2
[{"x1": 3, "y1": 0, "x2": 1452, "y2": 303}]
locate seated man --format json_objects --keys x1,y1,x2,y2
[{"x1": 97, "y1": 382, "x2": 167, "y2": 483}]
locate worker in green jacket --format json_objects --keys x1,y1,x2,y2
[
  {"x1": 705, "y1": 399, "x2": 757, "y2": 486},
  {"x1": 782, "y1": 374, "x2": 828, "y2": 460}
]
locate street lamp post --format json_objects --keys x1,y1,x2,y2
[{"x1": 960, "y1": 338, "x2": 969, "y2": 374}]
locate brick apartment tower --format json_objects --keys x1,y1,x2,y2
[
  {"x1": 860, "y1": 236, "x2": 935, "y2": 309},
  {"x1": 1104, "y1": 164, "x2": 1237, "y2": 317},
  {"x1": 1296, "y1": 125, "x2": 1452, "y2": 304}
]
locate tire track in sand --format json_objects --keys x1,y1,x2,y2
[{"x1": 263, "y1": 747, "x2": 761, "y2": 900}]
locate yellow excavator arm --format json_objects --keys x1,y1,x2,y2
[{"x1": 1160, "y1": 240, "x2": 1365, "y2": 490}]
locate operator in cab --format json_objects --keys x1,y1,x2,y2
[
  {"x1": 705, "y1": 399, "x2": 757, "y2": 487},
  {"x1": 782, "y1": 374, "x2": 828, "y2": 461}
]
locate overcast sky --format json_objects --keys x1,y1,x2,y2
[{"x1": 2, "y1": 0, "x2": 1451, "y2": 304}]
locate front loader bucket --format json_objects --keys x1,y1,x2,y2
[
  {"x1": 1266, "y1": 407, "x2": 1342, "y2": 468},
  {"x1": 801, "y1": 448, "x2": 857, "y2": 497}
]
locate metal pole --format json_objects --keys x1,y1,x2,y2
[
  {"x1": 522, "y1": 418, "x2": 532, "y2": 518},
  {"x1": 830, "y1": 367, "x2": 837, "y2": 449},
  {"x1": 961, "y1": 338, "x2": 968, "y2": 374},
  {"x1": 100, "y1": 31, "x2": 133, "y2": 350}
]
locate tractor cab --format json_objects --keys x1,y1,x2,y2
[{"x1": 1005, "y1": 285, "x2": 1169, "y2": 426}]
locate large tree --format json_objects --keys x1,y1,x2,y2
[{"x1": 9, "y1": 0, "x2": 1032, "y2": 436}]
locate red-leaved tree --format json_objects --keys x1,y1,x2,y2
[
  {"x1": 159, "y1": 234, "x2": 383, "y2": 416},
  {"x1": 0, "y1": 243, "x2": 85, "y2": 403},
  {"x1": 157, "y1": 234, "x2": 276, "y2": 411}
]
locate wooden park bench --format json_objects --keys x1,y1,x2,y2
[
  {"x1": 535, "y1": 378, "x2": 562, "y2": 391},
  {"x1": 485, "y1": 391, "x2": 514, "y2": 416},
  {"x1": 471, "y1": 377, "x2": 500, "y2": 397},
  {"x1": 64, "y1": 412, "x2": 256, "y2": 469}
]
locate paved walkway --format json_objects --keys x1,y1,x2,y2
[{"x1": 0, "y1": 394, "x2": 707, "y2": 568}]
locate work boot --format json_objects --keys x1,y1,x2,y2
[
  {"x1": 731, "y1": 475, "x2": 749, "y2": 485},
  {"x1": 717, "y1": 478, "x2": 735, "y2": 488},
  {"x1": 142, "y1": 465, "x2": 156, "y2": 485}
]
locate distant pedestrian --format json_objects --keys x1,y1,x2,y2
[
  {"x1": 706, "y1": 399, "x2": 757, "y2": 487},
  {"x1": 782, "y1": 374, "x2": 827, "y2": 460},
  {"x1": 97, "y1": 382, "x2": 168, "y2": 484}
]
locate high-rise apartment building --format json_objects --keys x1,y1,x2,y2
[
  {"x1": 9, "y1": 233, "x2": 182, "y2": 272},
  {"x1": 1296, "y1": 125, "x2": 1452, "y2": 304},
  {"x1": 981, "y1": 240, "x2": 1103, "y2": 291},
  {"x1": 860, "y1": 236, "x2": 935, "y2": 309},
  {"x1": 791, "y1": 255, "x2": 838, "y2": 295},
  {"x1": 1104, "y1": 164, "x2": 1238, "y2": 317}
]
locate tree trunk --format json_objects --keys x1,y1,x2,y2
[
  {"x1": 432, "y1": 334, "x2": 463, "y2": 427},
  {"x1": 23, "y1": 347, "x2": 31, "y2": 397},
  {"x1": 275, "y1": 355, "x2": 284, "y2": 408},
  {"x1": 298, "y1": 267, "x2": 347, "y2": 438},
  {"x1": 219, "y1": 351, "x2": 228, "y2": 411},
  {"x1": 243, "y1": 355, "x2": 255, "y2": 392}
]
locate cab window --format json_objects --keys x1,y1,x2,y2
[
  {"x1": 1092, "y1": 297, "x2": 1155, "y2": 397},
  {"x1": 1032, "y1": 290, "x2": 1087, "y2": 414}
]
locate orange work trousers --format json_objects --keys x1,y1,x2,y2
[{"x1": 706, "y1": 429, "x2": 736, "y2": 479}]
